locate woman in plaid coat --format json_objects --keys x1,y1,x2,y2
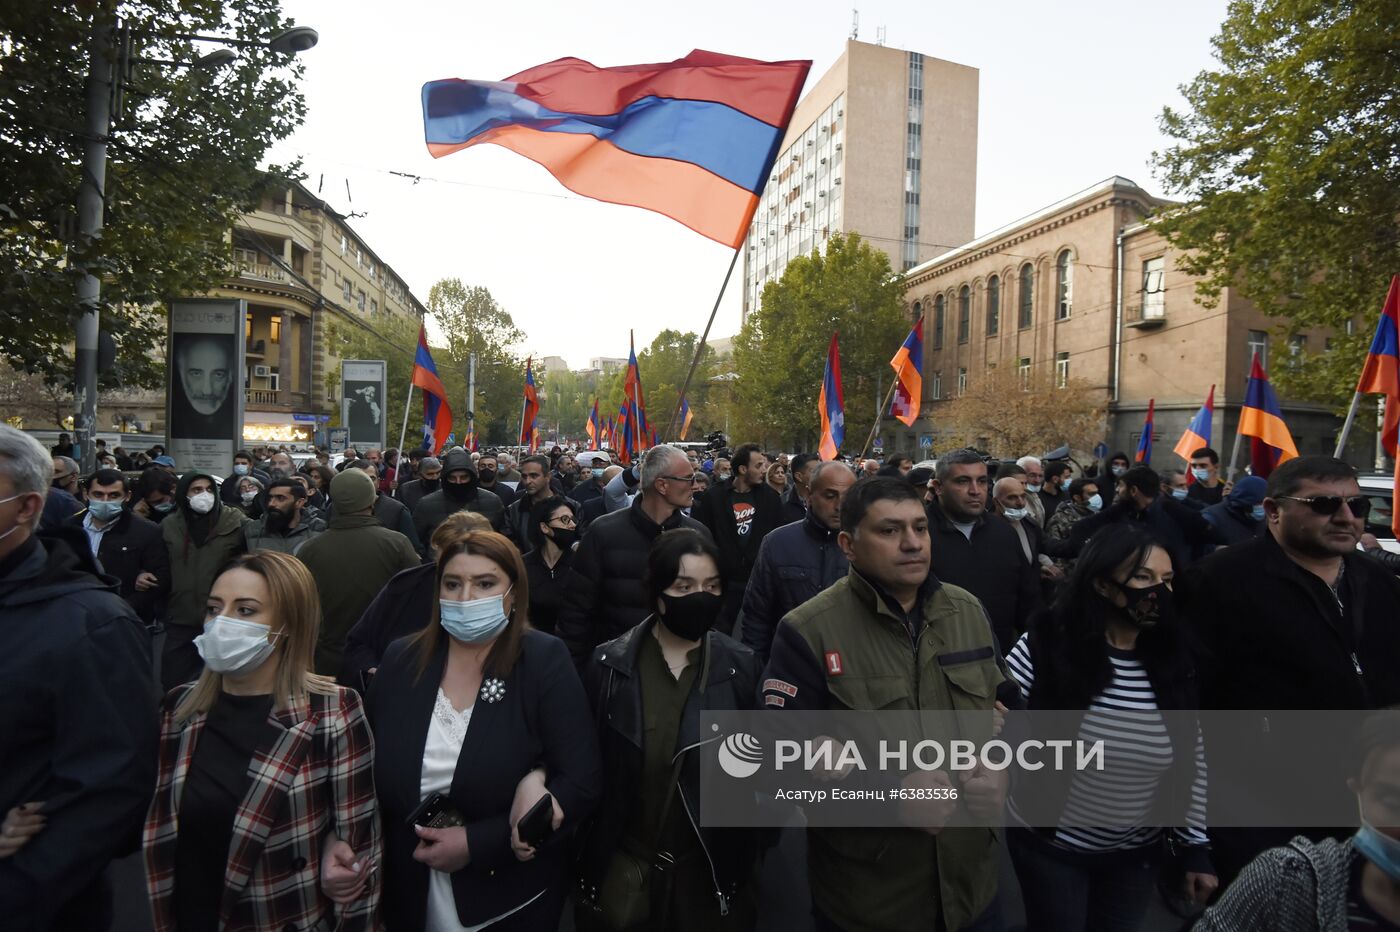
[{"x1": 144, "y1": 551, "x2": 382, "y2": 931}]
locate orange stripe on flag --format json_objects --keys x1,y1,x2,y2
[
  {"x1": 1238, "y1": 408, "x2": 1299, "y2": 462},
  {"x1": 442, "y1": 125, "x2": 761, "y2": 248}
]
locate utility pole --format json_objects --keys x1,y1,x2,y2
[
  {"x1": 74, "y1": 17, "x2": 114, "y2": 474},
  {"x1": 467, "y1": 351, "x2": 476, "y2": 446}
]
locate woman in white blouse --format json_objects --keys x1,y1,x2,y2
[{"x1": 367, "y1": 530, "x2": 601, "y2": 931}]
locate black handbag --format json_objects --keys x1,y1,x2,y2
[{"x1": 593, "y1": 755, "x2": 686, "y2": 930}]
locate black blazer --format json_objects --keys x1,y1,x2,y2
[
  {"x1": 366, "y1": 629, "x2": 602, "y2": 930},
  {"x1": 66, "y1": 508, "x2": 170, "y2": 623}
]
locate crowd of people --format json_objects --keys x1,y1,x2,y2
[{"x1": 2, "y1": 422, "x2": 1399, "y2": 932}]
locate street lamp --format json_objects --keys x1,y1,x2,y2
[{"x1": 71, "y1": 18, "x2": 317, "y2": 473}]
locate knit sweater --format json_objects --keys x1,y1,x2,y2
[{"x1": 1195, "y1": 837, "x2": 1356, "y2": 931}]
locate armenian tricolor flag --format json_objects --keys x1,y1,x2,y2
[
  {"x1": 1174, "y1": 386, "x2": 1215, "y2": 481},
  {"x1": 615, "y1": 402, "x2": 633, "y2": 466},
  {"x1": 422, "y1": 50, "x2": 811, "y2": 248},
  {"x1": 520, "y1": 357, "x2": 540, "y2": 448},
  {"x1": 622, "y1": 339, "x2": 650, "y2": 459},
  {"x1": 679, "y1": 398, "x2": 694, "y2": 441},
  {"x1": 818, "y1": 332, "x2": 845, "y2": 462},
  {"x1": 1356, "y1": 275, "x2": 1400, "y2": 535},
  {"x1": 412, "y1": 326, "x2": 453, "y2": 454},
  {"x1": 1135, "y1": 399, "x2": 1155, "y2": 465},
  {"x1": 889, "y1": 317, "x2": 924, "y2": 427},
  {"x1": 1239, "y1": 352, "x2": 1298, "y2": 478},
  {"x1": 586, "y1": 399, "x2": 600, "y2": 447}
]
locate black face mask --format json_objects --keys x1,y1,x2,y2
[
  {"x1": 478, "y1": 469, "x2": 496, "y2": 483},
  {"x1": 265, "y1": 505, "x2": 294, "y2": 534},
  {"x1": 548, "y1": 527, "x2": 578, "y2": 551},
  {"x1": 658, "y1": 591, "x2": 722, "y2": 641},
  {"x1": 443, "y1": 480, "x2": 473, "y2": 502},
  {"x1": 421, "y1": 477, "x2": 440, "y2": 493},
  {"x1": 1109, "y1": 580, "x2": 1173, "y2": 629}
]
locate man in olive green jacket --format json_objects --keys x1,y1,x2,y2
[
  {"x1": 298, "y1": 468, "x2": 419, "y2": 678},
  {"x1": 161, "y1": 469, "x2": 250, "y2": 691},
  {"x1": 762, "y1": 477, "x2": 1015, "y2": 932}
]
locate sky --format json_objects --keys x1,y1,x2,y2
[{"x1": 270, "y1": 0, "x2": 1230, "y2": 370}]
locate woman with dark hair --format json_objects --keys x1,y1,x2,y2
[
  {"x1": 521, "y1": 496, "x2": 577, "y2": 636},
  {"x1": 366, "y1": 530, "x2": 601, "y2": 931},
  {"x1": 576, "y1": 528, "x2": 762, "y2": 930},
  {"x1": 305, "y1": 464, "x2": 336, "y2": 511},
  {"x1": 1003, "y1": 523, "x2": 1217, "y2": 931}
]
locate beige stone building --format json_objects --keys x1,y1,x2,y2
[
  {"x1": 741, "y1": 40, "x2": 979, "y2": 320},
  {"x1": 92, "y1": 178, "x2": 425, "y2": 445},
  {"x1": 896, "y1": 176, "x2": 1340, "y2": 465}
]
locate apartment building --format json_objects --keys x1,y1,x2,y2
[{"x1": 742, "y1": 39, "x2": 979, "y2": 321}]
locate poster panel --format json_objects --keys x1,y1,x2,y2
[
  {"x1": 167, "y1": 299, "x2": 246, "y2": 475},
  {"x1": 341, "y1": 360, "x2": 387, "y2": 449}
]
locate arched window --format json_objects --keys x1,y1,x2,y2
[
  {"x1": 1056, "y1": 250, "x2": 1074, "y2": 319},
  {"x1": 932, "y1": 294, "x2": 945, "y2": 349},
  {"x1": 957, "y1": 285, "x2": 970, "y2": 343},
  {"x1": 1018, "y1": 263, "x2": 1034, "y2": 329},
  {"x1": 986, "y1": 275, "x2": 1000, "y2": 335}
]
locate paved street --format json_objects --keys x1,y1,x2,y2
[{"x1": 111, "y1": 822, "x2": 1197, "y2": 931}]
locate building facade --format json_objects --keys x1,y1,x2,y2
[
  {"x1": 741, "y1": 40, "x2": 979, "y2": 321},
  {"x1": 896, "y1": 176, "x2": 1341, "y2": 466},
  {"x1": 92, "y1": 179, "x2": 425, "y2": 445}
]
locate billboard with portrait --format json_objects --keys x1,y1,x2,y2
[
  {"x1": 167, "y1": 298, "x2": 246, "y2": 474},
  {"x1": 341, "y1": 360, "x2": 387, "y2": 449}
]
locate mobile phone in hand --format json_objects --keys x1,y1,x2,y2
[
  {"x1": 517, "y1": 792, "x2": 554, "y2": 848},
  {"x1": 406, "y1": 792, "x2": 464, "y2": 829}
]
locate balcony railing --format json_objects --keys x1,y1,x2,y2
[
  {"x1": 1126, "y1": 301, "x2": 1167, "y2": 328},
  {"x1": 246, "y1": 389, "x2": 283, "y2": 406}
]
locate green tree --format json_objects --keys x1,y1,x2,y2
[
  {"x1": 1, "y1": 0, "x2": 308, "y2": 392},
  {"x1": 427, "y1": 279, "x2": 531, "y2": 446},
  {"x1": 1152, "y1": 0, "x2": 1400, "y2": 413},
  {"x1": 538, "y1": 367, "x2": 602, "y2": 445},
  {"x1": 732, "y1": 233, "x2": 907, "y2": 450}
]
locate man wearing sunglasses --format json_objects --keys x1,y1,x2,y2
[{"x1": 1180, "y1": 455, "x2": 1400, "y2": 888}]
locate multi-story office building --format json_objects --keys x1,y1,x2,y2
[
  {"x1": 897, "y1": 176, "x2": 1342, "y2": 463},
  {"x1": 741, "y1": 39, "x2": 979, "y2": 321}
]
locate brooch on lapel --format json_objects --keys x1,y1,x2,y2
[{"x1": 480, "y1": 678, "x2": 506, "y2": 704}]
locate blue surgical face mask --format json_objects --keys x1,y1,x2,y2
[
  {"x1": 1111, "y1": 465, "x2": 1127, "y2": 478},
  {"x1": 1086, "y1": 494, "x2": 1104, "y2": 513},
  {"x1": 1170, "y1": 487, "x2": 1189, "y2": 501},
  {"x1": 1355, "y1": 798, "x2": 1400, "y2": 884},
  {"x1": 592, "y1": 467, "x2": 605, "y2": 479},
  {"x1": 88, "y1": 499, "x2": 124, "y2": 522},
  {"x1": 1191, "y1": 467, "x2": 1211, "y2": 482},
  {"x1": 233, "y1": 464, "x2": 250, "y2": 476},
  {"x1": 1251, "y1": 504, "x2": 1266, "y2": 521},
  {"x1": 439, "y1": 586, "x2": 514, "y2": 644},
  {"x1": 1025, "y1": 484, "x2": 1042, "y2": 494}
]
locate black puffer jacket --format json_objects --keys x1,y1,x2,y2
[
  {"x1": 556, "y1": 495, "x2": 709, "y2": 667},
  {"x1": 578, "y1": 619, "x2": 762, "y2": 916},
  {"x1": 739, "y1": 512, "x2": 848, "y2": 663}
]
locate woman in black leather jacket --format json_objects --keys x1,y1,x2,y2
[{"x1": 578, "y1": 528, "x2": 762, "y2": 931}]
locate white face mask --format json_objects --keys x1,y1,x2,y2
[
  {"x1": 0, "y1": 492, "x2": 33, "y2": 543},
  {"x1": 240, "y1": 490, "x2": 258, "y2": 504},
  {"x1": 194, "y1": 615, "x2": 280, "y2": 676},
  {"x1": 1002, "y1": 507, "x2": 1029, "y2": 521},
  {"x1": 188, "y1": 491, "x2": 216, "y2": 514}
]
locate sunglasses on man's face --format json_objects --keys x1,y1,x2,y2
[{"x1": 1274, "y1": 495, "x2": 1372, "y2": 520}]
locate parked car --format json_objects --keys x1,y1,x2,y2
[{"x1": 1359, "y1": 473, "x2": 1397, "y2": 553}]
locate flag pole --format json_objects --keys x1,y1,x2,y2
[
  {"x1": 665, "y1": 246, "x2": 741, "y2": 438},
  {"x1": 629, "y1": 330, "x2": 642, "y2": 460},
  {"x1": 858, "y1": 378, "x2": 901, "y2": 460},
  {"x1": 1333, "y1": 390, "x2": 1364, "y2": 458},
  {"x1": 397, "y1": 383, "x2": 415, "y2": 458},
  {"x1": 1226, "y1": 403, "x2": 1247, "y2": 483}
]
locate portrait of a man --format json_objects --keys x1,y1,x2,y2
[{"x1": 170, "y1": 332, "x2": 236, "y2": 439}]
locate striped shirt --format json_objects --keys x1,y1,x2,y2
[{"x1": 1005, "y1": 632, "x2": 1209, "y2": 853}]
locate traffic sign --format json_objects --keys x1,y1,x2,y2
[
  {"x1": 919, "y1": 434, "x2": 935, "y2": 449},
  {"x1": 1093, "y1": 441, "x2": 1109, "y2": 459}
]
